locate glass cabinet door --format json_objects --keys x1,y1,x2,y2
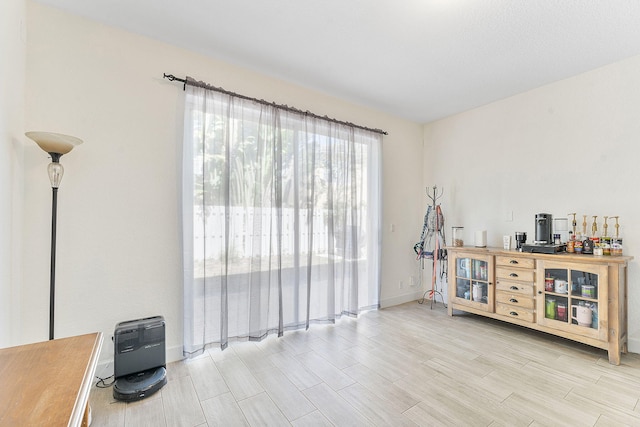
[
  {"x1": 452, "y1": 253, "x2": 493, "y2": 312},
  {"x1": 538, "y1": 261, "x2": 608, "y2": 341}
]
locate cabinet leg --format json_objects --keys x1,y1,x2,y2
[{"x1": 607, "y1": 344, "x2": 621, "y2": 366}]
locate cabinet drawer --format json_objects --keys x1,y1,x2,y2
[
  {"x1": 496, "y1": 292, "x2": 534, "y2": 309},
  {"x1": 496, "y1": 267, "x2": 534, "y2": 282},
  {"x1": 495, "y1": 280, "x2": 534, "y2": 296},
  {"x1": 496, "y1": 302, "x2": 535, "y2": 323},
  {"x1": 496, "y1": 256, "x2": 535, "y2": 269}
]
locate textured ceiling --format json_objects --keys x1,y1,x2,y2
[{"x1": 33, "y1": 0, "x2": 640, "y2": 123}]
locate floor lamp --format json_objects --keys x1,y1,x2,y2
[{"x1": 26, "y1": 131, "x2": 83, "y2": 340}]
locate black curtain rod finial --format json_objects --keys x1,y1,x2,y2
[
  {"x1": 163, "y1": 73, "x2": 185, "y2": 83},
  {"x1": 163, "y1": 73, "x2": 187, "y2": 90}
]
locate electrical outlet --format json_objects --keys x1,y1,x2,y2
[{"x1": 399, "y1": 280, "x2": 404, "y2": 289}]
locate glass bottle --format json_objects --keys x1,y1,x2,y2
[{"x1": 452, "y1": 227, "x2": 464, "y2": 247}]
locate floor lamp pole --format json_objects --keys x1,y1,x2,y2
[
  {"x1": 25, "y1": 131, "x2": 83, "y2": 342},
  {"x1": 49, "y1": 187, "x2": 58, "y2": 341}
]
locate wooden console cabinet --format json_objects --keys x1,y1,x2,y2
[{"x1": 447, "y1": 247, "x2": 632, "y2": 365}]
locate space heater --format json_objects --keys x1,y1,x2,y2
[{"x1": 113, "y1": 315, "x2": 167, "y2": 401}]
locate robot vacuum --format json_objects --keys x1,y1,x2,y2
[
  {"x1": 112, "y1": 316, "x2": 167, "y2": 402},
  {"x1": 113, "y1": 366, "x2": 167, "y2": 402}
]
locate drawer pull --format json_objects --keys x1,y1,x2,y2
[
  {"x1": 509, "y1": 273, "x2": 519, "y2": 277},
  {"x1": 509, "y1": 260, "x2": 519, "y2": 264},
  {"x1": 510, "y1": 286, "x2": 519, "y2": 290},
  {"x1": 509, "y1": 298, "x2": 518, "y2": 303},
  {"x1": 510, "y1": 311, "x2": 519, "y2": 316}
]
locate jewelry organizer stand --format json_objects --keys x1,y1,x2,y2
[{"x1": 415, "y1": 186, "x2": 447, "y2": 308}]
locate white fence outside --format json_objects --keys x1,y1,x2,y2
[{"x1": 193, "y1": 206, "x2": 332, "y2": 261}]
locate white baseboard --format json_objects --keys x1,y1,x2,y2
[
  {"x1": 166, "y1": 344, "x2": 184, "y2": 364},
  {"x1": 627, "y1": 337, "x2": 640, "y2": 355},
  {"x1": 380, "y1": 290, "x2": 426, "y2": 308}
]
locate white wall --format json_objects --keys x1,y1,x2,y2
[
  {"x1": 424, "y1": 55, "x2": 640, "y2": 353},
  {"x1": 23, "y1": 2, "x2": 424, "y2": 365},
  {"x1": 0, "y1": 0, "x2": 25, "y2": 347}
]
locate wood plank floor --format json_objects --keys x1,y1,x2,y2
[{"x1": 89, "y1": 301, "x2": 640, "y2": 426}]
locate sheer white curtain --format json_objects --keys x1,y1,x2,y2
[{"x1": 182, "y1": 82, "x2": 381, "y2": 355}]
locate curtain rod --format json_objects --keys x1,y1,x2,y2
[{"x1": 163, "y1": 73, "x2": 388, "y2": 136}]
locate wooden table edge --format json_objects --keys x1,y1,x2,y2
[{"x1": 69, "y1": 332, "x2": 103, "y2": 427}]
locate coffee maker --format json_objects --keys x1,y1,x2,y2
[
  {"x1": 522, "y1": 213, "x2": 566, "y2": 254},
  {"x1": 534, "y1": 213, "x2": 553, "y2": 244}
]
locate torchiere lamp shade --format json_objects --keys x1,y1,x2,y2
[{"x1": 25, "y1": 131, "x2": 83, "y2": 155}]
